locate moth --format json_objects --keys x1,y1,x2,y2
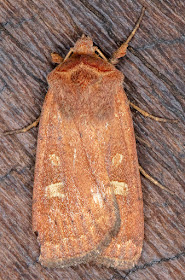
[
  {"x1": 31, "y1": 8, "x2": 147, "y2": 270},
  {"x1": 32, "y1": 39, "x2": 143, "y2": 269}
]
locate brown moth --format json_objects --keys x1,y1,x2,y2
[{"x1": 32, "y1": 8, "x2": 145, "y2": 269}]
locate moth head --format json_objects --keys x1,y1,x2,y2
[{"x1": 73, "y1": 34, "x2": 95, "y2": 55}]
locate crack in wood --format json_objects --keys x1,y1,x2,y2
[
  {"x1": 111, "y1": 251, "x2": 185, "y2": 279},
  {"x1": 136, "y1": 35, "x2": 185, "y2": 50}
]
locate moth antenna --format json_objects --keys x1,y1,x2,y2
[
  {"x1": 124, "y1": 6, "x2": 146, "y2": 46},
  {"x1": 111, "y1": 6, "x2": 146, "y2": 64}
]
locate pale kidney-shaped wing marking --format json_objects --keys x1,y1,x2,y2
[
  {"x1": 32, "y1": 87, "x2": 120, "y2": 267},
  {"x1": 96, "y1": 86, "x2": 144, "y2": 270}
]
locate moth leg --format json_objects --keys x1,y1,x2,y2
[
  {"x1": 111, "y1": 6, "x2": 146, "y2": 64},
  {"x1": 51, "y1": 53, "x2": 64, "y2": 64},
  {"x1": 64, "y1": 48, "x2": 74, "y2": 61},
  {"x1": 139, "y1": 165, "x2": 175, "y2": 195},
  {"x1": 94, "y1": 47, "x2": 108, "y2": 61},
  {"x1": 4, "y1": 116, "x2": 40, "y2": 135},
  {"x1": 129, "y1": 102, "x2": 178, "y2": 123}
]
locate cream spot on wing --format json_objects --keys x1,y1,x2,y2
[
  {"x1": 112, "y1": 153, "x2": 123, "y2": 167},
  {"x1": 45, "y1": 182, "x2": 65, "y2": 198},
  {"x1": 79, "y1": 234, "x2": 87, "y2": 241},
  {"x1": 73, "y1": 148, "x2": 77, "y2": 167},
  {"x1": 74, "y1": 148, "x2": 77, "y2": 159},
  {"x1": 48, "y1": 215, "x2": 53, "y2": 223},
  {"x1": 49, "y1": 154, "x2": 60, "y2": 166},
  {"x1": 117, "y1": 244, "x2": 121, "y2": 249},
  {"x1": 125, "y1": 240, "x2": 135, "y2": 247},
  {"x1": 105, "y1": 186, "x2": 112, "y2": 195},
  {"x1": 105, "y1": 122, "x2": 109, "y2": 129},
  {"x1": 111, "y1": 181, "x2": 128, "y2": 196},
  {"x1": 91, "y1": 188, "x2": 103, "y2": 207}
]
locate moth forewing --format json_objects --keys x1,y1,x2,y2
[{"x1": 32, "y1": 53, "x2": 122, "y2": 267}]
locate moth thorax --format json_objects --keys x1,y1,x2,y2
[{"x1": 73, "y1": 35, "x2": 95, "y2": 55}]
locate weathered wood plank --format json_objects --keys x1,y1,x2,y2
[{"x1": 0, "y1": 0, "x2": 184, "y2": 279}]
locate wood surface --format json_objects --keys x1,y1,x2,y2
[{"x1": 0, "y1": 0, "x2": 184, "y2": 279}]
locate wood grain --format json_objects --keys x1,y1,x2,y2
[{"x1": 0, "y1": 0, "x2": 184, "y2": 279}]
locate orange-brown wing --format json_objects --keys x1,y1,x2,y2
[
  {"x1": 32, "y1": 89, "x2": 120, "y2": 268},
  {"x1": 96, "y1": 86, "x2": 144, "y2": 269}
]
